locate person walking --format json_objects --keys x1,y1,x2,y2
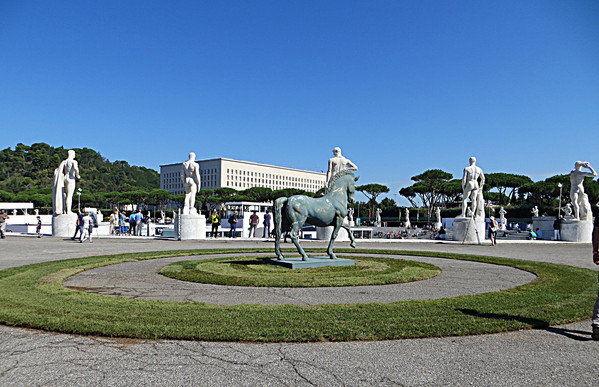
[
  {"x1": 248, "y1": 211, "x2": 259, "y2": 237},
  {"x1": 488, "y1": 216, "x2": 498, "y2": 246},
  {"x1": 0, "y1": 210, "x2": 9, "y2": 239},
  {"x1": 79, "y1": 212, "x2": 93, "y2": 243},
  {"x1": 228, "y1": 212, "x2": 238, "y2": 238},
  {"x1": 36, "y1": 216, "x2": 42, "y2": 238},
  {"x1": 553, "y1": 215, "x2": 562, "y2": 241},
  {"x1": 71, "y1": 211, "x2": 84, "y2": 240},
  {"x1": 211, "y1": 211, "x2": 220, "y2": 238},
  {"x1": 263, "y1": 210, "x2": 271, "y2": 238}
]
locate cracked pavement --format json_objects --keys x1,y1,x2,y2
[{"x1": 1, "y1": 236, "x2": 599, "y2": 386}]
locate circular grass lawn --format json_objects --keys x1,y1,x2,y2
[
  {"x1": 0, "y1": 248, "x2": 596, "y2": 342},
  {"x1": 159, "y1": 256, "x2": 441, "y2": 287}
]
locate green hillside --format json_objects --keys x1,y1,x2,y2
[{"x1": 0, "y1": 143, "x2": 159, "y2": 208}]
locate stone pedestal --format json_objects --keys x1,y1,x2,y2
[
  {"x1": 561, "y1": 219, "x2": 592, "y2": 243},
  {"x1": 316, "y1": 225, "x2": 349, "y2": 242},
  {"x1": 175, "y1": 214, "x2": 206, "y2": 240},
  {"x1": 52, "y1": 213, "x2": 78, "y2": 237},
  {"x1": 532, "y1": 216, "x2": 555, "y2": 240},
  {"x1": 452, "y1": 216, "x2": 486, "y2": 243}
]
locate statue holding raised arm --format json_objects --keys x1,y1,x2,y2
[
  {"x1": 570, "y1": 161, "x2": 597, "y2": 221},
  {"x1": 326, "y1": 147, "x2": 358, "y2": 189},
  {"x1": 181, "y1": 152, "x2": 201, "y2": 215},
  {"x1": 52, "y1": 150, "x2": 80, "y2": 215}
]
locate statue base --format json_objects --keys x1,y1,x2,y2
[
  {"x1": 452, "y1": 216, "x2": 486, "y2": 243},
  {"x1": 175, "y1": 214, "x2": 206, "y2": 240},
  {"x1": 316, "y1": 226, "x2": 349, "y2": 242},
  {"x1": 532, "y1": 216, "x2": 555, "y2": 240},
  {"x1": 52, "y1": 213, "x2": 78, "y2": 237},
  {"x1": 266, "y1": 257, "x2": 355, "y2": 269},
  {"x1": 561, "y1": 219, "x2": 592, "y2": 243}
]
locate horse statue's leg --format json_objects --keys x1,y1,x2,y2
[
  {"x1": 326, "y1": 216, "x2": 344, "y2": 259},
  {"x1": 273, "y1": 197, "x2": 286, "y2": 260},
  {"x1": 289, "y1": 219, "x2": 310, "y2": 261},
  {"x1": 341, "y1": 222, "x2": 357, "y2": 248}
]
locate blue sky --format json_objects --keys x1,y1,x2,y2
[{"x1": 1, "y1": 1, "x2": 598, "y2": 205}]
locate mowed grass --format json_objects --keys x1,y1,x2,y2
[
  {"x1": 0, "y1": 248, "x2": 596, "y2": 342},
  {"x1": 159, "y1": 256, "x2": 441, "y2": 287}
]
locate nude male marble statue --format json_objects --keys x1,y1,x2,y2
[
  {"x1": 461, "y1": 157, "x2": 485, "y2": 218},
  {"x1": 326, "y1": 147, "x2": 358, "y2": 189},
  {"x1": 570, "y1": 161, "x2": 597, "y2": 221},
  {"x1": 52, "y1": 150, "x2": 80, "y2": 215},
  {"x1": 181, "y1": 152, "x2": 201, "y2": 215},
  {"x1": 531, "y1": 206, "x2": 539, "y2": 218},
  {"x1": 375, "y1": 208, "x2": 382, "y2": 226}
]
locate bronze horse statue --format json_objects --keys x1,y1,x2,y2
[{"x1": 274, "y1": 170, "x2": 359, "y2": 260}]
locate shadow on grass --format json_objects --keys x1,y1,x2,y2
[
  {"x1": 457, "y1": 308, "x2": 592, "y2": 341},
  {"x1": 221, "y1": 258, "x2": 277, "y2": 266}
]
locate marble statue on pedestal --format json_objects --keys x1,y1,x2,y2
[
  {"x1": 563, "y1": 203, "x2": 573, "y2": 218},
  {"x1": 570, "y1": 161, "x2": 597, "y2": 221},
  {"x1": 531, "y1": 206, "x2": 539, "y2": 218},
  {"x1": 181, "y1": 152, "x2": 201, "y2": 215},
  {"x1": 52, "y1": 150, "x2": 80, "y2": 215},
  {"x1": 375, "y1": 208, "x2": 382, "y2": 227},
  {"x1": 404, "y1": 208, "x2": 411, "y2": 228},
  {"x1": 498, "y1": 206, "x2": 507, "y2": 230},
  {"x1": 347, "y1": 207, "x2": 354, "y2": 225},
  {"x1": 460, "y1": 157, "x2": 485, "y2": 218},
  {"x1": 326, "y1": 147, "x2": 358, "y2": 189}
]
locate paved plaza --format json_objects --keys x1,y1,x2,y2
[{"x1": 1, "y1": 235, "x2": 598, "y2": 386}]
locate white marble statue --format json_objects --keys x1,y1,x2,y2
[
  {"x1": 34, "y1": 209, "x2": 39, "y2": 216},
  {"x1": 461, "y1": 157, "x2": 485, "y2": 218},
  {"x1": 52, "y1": 150, "x2": 80, "y2": 215},
  {"x1": 499, "y1": 206, "x2": 507, "y2": 223},
  {"x1": 160, "y1": 210, "x2": 166, "y2": 223},
  {"x1": 375, "y1": 208, "x2": 382, "y2": 227},
  {"x1": 435, "y1": 207, "x2": 441, "y2": 223},
  {"x1": 570, "y1": 161, "x2": 597, "y2": 221},
  {"x1": 12, "y1": 209, "x2": 17, "y2": 216},
  {"x1": 181, "y1": 152, "x2": 201, "y2": 215},
  {"x1": 531, "y1": 206, "x2": 539, "y2": 218},
  {"x1": 563, "y1": 203, "x2": 573, "y2": 218},
  {"x1": 404, "y1": 208, "x2": 411, "y2": 228},
  {"x1": 326, "y1": 147, "x2": 358, "y2": 188},
  {"x1": 347, "y1": 207, "x2": 354, "y2": 222}
]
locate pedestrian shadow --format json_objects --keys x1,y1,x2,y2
[{"x1": 457, "y1": 308, "x2": 592, "y2": 341}]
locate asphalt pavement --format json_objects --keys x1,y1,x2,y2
[{"x1": 1, "y1": 235, "x2": 598, "y2": 386}]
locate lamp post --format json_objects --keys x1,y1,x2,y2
[
  {"x1": 77, "y1": 188, "x2": 82, "y2": 212},
  {"x1": 557, "y1": 183, "x2": 563, "y2": 217}
]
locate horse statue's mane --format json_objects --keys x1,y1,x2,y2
[{"x1": 328, "y1": 169, "x2": 355, "y2": 188}]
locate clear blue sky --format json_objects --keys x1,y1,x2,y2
[{"x1": 1, "y1": 1, "x2": 598, "y2": 205}]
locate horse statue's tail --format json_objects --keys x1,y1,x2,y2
[{"x1": 273, "y1": 197, "x2": 287, "y2": 259}]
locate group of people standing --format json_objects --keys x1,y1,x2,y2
[
  {"x1": 208, "y1": 210, "x2": 272, "y2": 238},
  {"x1": 108, "y1": 209, "x2": 147, "y2": 236}
]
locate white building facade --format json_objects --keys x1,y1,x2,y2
[{"x1": 160, "y1": 158, "x2": 326, "y2": 195}]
